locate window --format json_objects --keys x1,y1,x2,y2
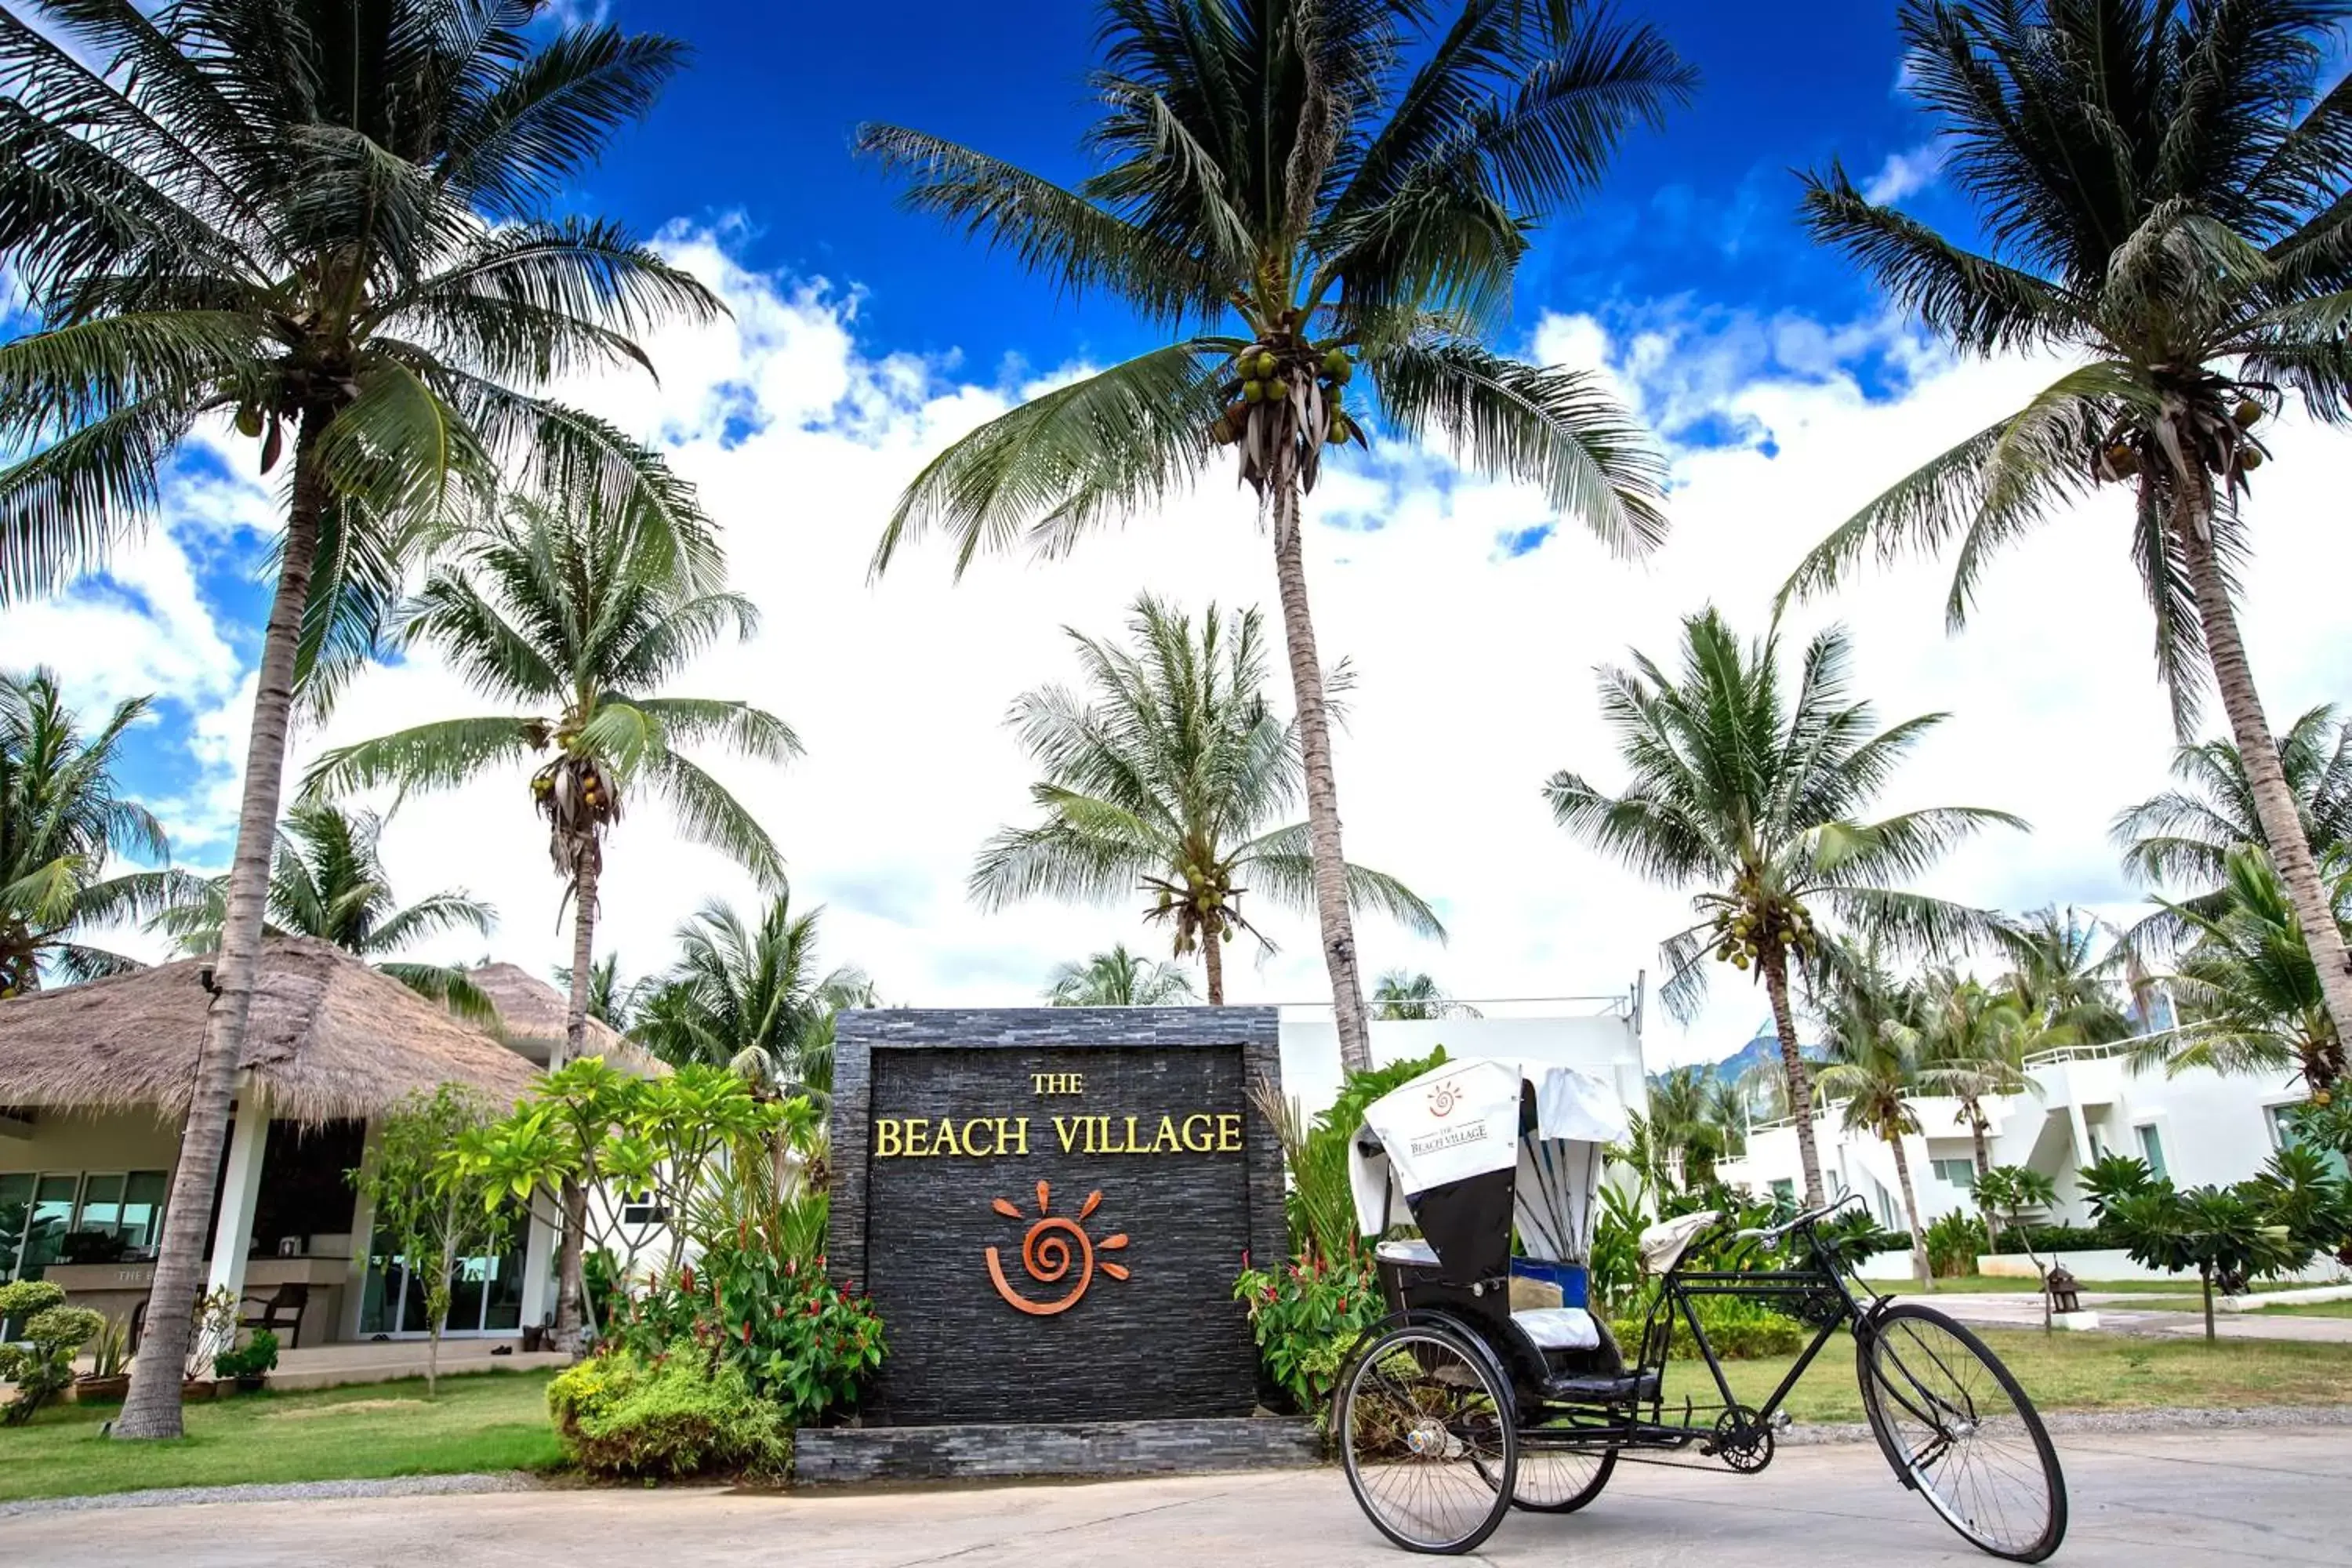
[
  {"x1": 2271, "y1": 1104, "x2": 2350, "y2": 1175},
  {"x1": 619, "y1": 1193, "x2": 668, "y2": 1227},
  {"x1": 1929, "y1": 1158, "x2": 1976, "y2": 1189},
  {"x1": 2136, "y1": 1124, "x2": 2169, "y2": 1181},
  {"x1": 1769, "y1": 1178, "x2": 1795, "y2": 1207}
]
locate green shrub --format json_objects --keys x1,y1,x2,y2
[
  {"x1": 1613, "y1": 1290, "x2": 1806, "y2": 1361},
  {"x1": 548, "y1": 1345, "x2": 789, "y2": 1478},
  {"x1": 214, "y1": 1328, "x2": 281, "y2": 1381},
  {"x1": 0, "y1": 1298, "x2": 104, "y2": 1424},
  {"x1": 1233, "y1": 1249, "x2": 1385, "y2": 1416},
  {"x1": 1926, "y1": 1210, "x2": 1988, "y2": 1277}
]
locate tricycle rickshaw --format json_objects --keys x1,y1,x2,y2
[{"x1": 1336, "y1": 1058, "x2": 2067, "y2": 1561}]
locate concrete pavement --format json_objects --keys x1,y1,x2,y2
[
  {"x1": 6, "y1": 1426, "x2": 2347, "y2": 1566},
  {"x1": 1930, "y1": 1291, "x2": 2352, "y2": 1343}
]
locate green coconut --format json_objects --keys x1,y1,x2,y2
[
  {"x1": 234, "y1": 405, "x2": 263, "y2": 438},
  {"x1": 1242, "y1": 379, "x2": 1265, "y2": 404},
  {"x1": 1265, "y1": 377, "x2": 1290, "y2": 401}
]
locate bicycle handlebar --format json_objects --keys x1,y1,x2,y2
[{"x1": 1733, "y1": 1192, "x2": 1863, "y2": 1247}]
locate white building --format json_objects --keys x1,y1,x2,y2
[
  {"x1": 1717, "y1": 1036, "x2": 2330, "y2": 1275},
  {"x1": 1276, "y1": 986, "x2": 1649, "y2": 1120}
]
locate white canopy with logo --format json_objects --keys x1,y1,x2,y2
[{"x1": 1348, "y1": 1057, "x2": 1628, "y2": 1270}]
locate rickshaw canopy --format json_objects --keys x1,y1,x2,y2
[{"x1": 1348, "y1": 1058, "x2": 1628, "y2": 1276}]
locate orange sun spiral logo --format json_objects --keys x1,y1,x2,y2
[{"x1": 985, "y1": 1181, "x2": 1131, "y2": 1316}]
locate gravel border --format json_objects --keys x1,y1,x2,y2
[{"x1": 0, "y1": 1469, "x2": 543, "y2": 1518}]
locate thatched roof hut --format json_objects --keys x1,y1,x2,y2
[
  {"x1": 0, "y1": 935, "x2": 535, "y2": 1123},
  {"x1": 466, "y1": 962, "x2": 669, "y2": 1079}
]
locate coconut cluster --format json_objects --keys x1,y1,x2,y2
[
  {"x1": 532, "y1": 747, "x2": 620, "y2": 880},
  {"x1": 1209, "y1": 333, "x2": 1360, "y2": 501},
  {"x1": 2094, "y1": 384, "x2": 2270, "y2": 487},
  {"x1": 1710, "y1": 878, "x2": 1818, "y2": 972}
]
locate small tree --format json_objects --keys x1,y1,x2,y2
[
  {"x1": 0, "y1": 1280, "x2": 103, "y2": 1424},
  {"x1": 1974, "y1": 1165, "x2": 2060, "y2": 1327},
  {"x1": 457, "y1": 1060, "x2": 790, "y2": 1331},
  {"x1": 352, "y1": 1085, "x2": 509, "y2": 1395},
  {"x1": 2104, "y1": 1185, "x2": 2302, "y2": 1343}
]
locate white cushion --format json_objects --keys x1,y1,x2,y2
[
  {"x1": 1374, "y1": 1237, "x2": 1439, "y2": 1267},
  {"x1": 1511, "y1": 1306, "x2": 1600, "y2": 1352}
]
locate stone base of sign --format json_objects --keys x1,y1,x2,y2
[
  {"x1": 793, "y1": 1415, "x2": 1321, "y2": 1484},
  {"x1": 2051, "y1": 1309, "x2": 2101, "y2": 1331}
]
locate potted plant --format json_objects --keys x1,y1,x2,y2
[
  {"x1": 73, "y1": 1315, "x2": 132, "y2": 1402},
  {"x1": 212, "y1": 1329, "x2": 280, "y2": 1393},
  {"x1": 0, "y1": 1280, "x2": 105, "y2": 1425}
]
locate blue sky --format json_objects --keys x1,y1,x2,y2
[
  {"x1": 575, "y1": 0, "x2": 1957, "y2": 381},
  {"x1": 27, "y1": 2, "x2": 2352, "y2": 1064}
]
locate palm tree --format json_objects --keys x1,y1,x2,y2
[
  {"x1": 858, "y1": 0, "x2": 1692, "y2": 1071},
  {"x1": 972, "y1": 595, "x2": 1440, "y2": 1004},
  {"x1": 1546, "y1": 607, "x2": 2024, "y2": 1205},
  {"x1": 1701, "y1": 1073, "x2": 1750, "y2": 1158},
  {"x1": 303, "y1": 498, "x2": 797, "y2": 1346},
  {"x1": 0, "y1": 0, "x2": 721, "y2": 1440},
  {"x1": 554, "y1": 953, "x2": 646, "y2": 1033},
  {"x1": 1646, "y1": 1063, "x2": 1720, "y2": 1190},
  {"x1": 1993, "y1": 906, "x2": 2134, "y2": 1043},
  {"x1": 155, "y1": 800, "x2": 494, "y2": 1019},
  {"x1": 1046, "y1": 945, "x2": 1199, "y2": 1007},
  {"x1": 2133, "y1": 844, "x2": 2348, "y2": 1095},
  {"x1": 1372, "y1": 971, "x2": 1483, "y2": 1021},
  {"x1": 2115, "y1": 709, "x2": 2352, "y2": 952},
  {"x1": 633, "y1": 889, "x2": 868, "y2": 1098},
  {"x1": 1784, "y1": 0, "x2": 2352, "y2": 1058},
  {"x1": 1813, "y1": 945, "x2": 1936, "y2": 1290},
  {"x1": 1911, "y1": 968, "x2": 2030, "y2": 1248},
  {"x1": 0, "y1": 669, "x2": 185, "y2": 989}
]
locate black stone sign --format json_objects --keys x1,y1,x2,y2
[{"x1": 827, "y1": 1007, "x2": 1288, "y2": 1426}]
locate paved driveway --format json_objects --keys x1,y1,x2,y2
[
  {"x1": 1933, "y1": 1291, "x2": 2352, "y2": 1344},
  {"x1": 9, "y1": 1426, "x2": 2347, "y2": 1567}
]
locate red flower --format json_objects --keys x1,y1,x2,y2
[
  {"x1": 1261, "y1": 1285, "x2": 1277, "y2": 1304},
  {"x1": 742, "y1": 1320, "x2": 753, "y2": 1344},
  {"x1": 786, "y1": 1258, "x2": 797, "y2": 1278},
  {"x1": 816, "y1": 1254, "x2": 827, "y2": 1271},
  {"x1": 773, "y1": 1303, "x2": 785, "y2": 1319},
  {"x1": 806, "y1": 1299, "x2": 822, "y2": 1316},
  {"x1": 681, "y1": 1265, "x2": 695, "y2": 1295}
]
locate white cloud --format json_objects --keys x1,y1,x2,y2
[
  {"x1": 73, "y1": 226, "x2": 2352, "y2": 1077},
  {"x1": 1862, "y1": 141, "x2": 1945, "y2": 205}
]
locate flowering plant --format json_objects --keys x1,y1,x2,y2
[
  {"x1": 1232, "y1": 1247, "x2": 1383, "y2": 1417},
  {"x1": 617, "y1": 1228, "x2": 883, "y2": 1426}
]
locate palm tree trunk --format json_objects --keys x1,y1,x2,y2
[
  {"x1": 2176, "y1": 481, "x2": 2352, "y2": 1073},
  {"x1": 1888, "y1": 1130, "x2": 1933, "y2": 1292},
  {"x1": 553, "y1": 855, "x2": 598, "y2": 1352},
  {"x1": 114, "y1": 412, "x2": 328, "y2": 1441},
  {"x1": 1203, "y1": 924, "x2": 1225, "y2": 1004},
  {"x1": 1968, "y1": 1102, "x2": 2000, "y2": 1254},
  {"x1": 1269, "y1": 474, "x2": 1371, "y2": 1071},
  {"x1": 1762, "y1": 951, "x2": 1824, "y2": 1207}
]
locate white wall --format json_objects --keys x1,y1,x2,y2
[
  {"x1": 1276, "y1": 1010, "x2": 1646, "y2": 1122},
  {"x1": 0, "y1": 1109, "x2": 181, "y2": 1176}
]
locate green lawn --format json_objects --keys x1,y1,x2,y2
[
  {"x1": 0, "y1": 1370, "x2": 561, "y2": 1504},
  {"x1": 1661, "y1": 1327, "x2": 2352, "y2": 1426}
]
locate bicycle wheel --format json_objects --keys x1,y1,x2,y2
[
  {"x1": 1339, "y1": 1323, "x2": 1517, "y2": 1555},
  {"x1": 1509, "y1": 1425, "x2": 1617, "y2": 1513},
  {"x1": 1859, "y1": 1304, "x2": 2067, "y2": 1563}
]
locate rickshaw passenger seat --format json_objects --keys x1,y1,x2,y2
[{"x1": 1508, "y1": 1306, "x2": 1599, "y2": 1353}]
